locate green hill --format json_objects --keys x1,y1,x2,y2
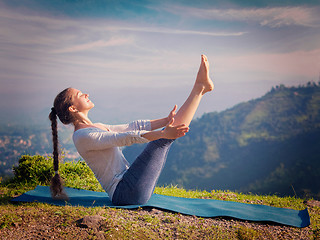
[{"x1": 124, "y1": 84, "x2": 320, "y2": 199}]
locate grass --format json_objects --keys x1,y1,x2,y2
[
  {"x1": 0, "y1": 184, "x2": 319, "y2": 239},
  {"x1": 0, "y1": 155, "x2": 319, "y2": 239}
]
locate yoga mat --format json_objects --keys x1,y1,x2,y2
[{"x1": 11, "y1": 186, "x2": 310, "y2": 228}]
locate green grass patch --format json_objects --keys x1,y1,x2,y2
[{"x1": 4, "y1": 155, "x2": 103, "y2": 192}]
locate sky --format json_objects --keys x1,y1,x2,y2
[{"x1": 0, "y1": 0, "x2": 319, "y2": 125}]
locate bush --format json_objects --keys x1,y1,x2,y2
[
  {"x1": 8, "y1": 155, "x2": 103, "y2": 192},
  {"x1": 12, "y1": 155, "x2": 52, "y2": 185}
]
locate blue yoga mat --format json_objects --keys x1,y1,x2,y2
[{"x1": 11, "y1": 186, "x2": 310, "y2": 228}]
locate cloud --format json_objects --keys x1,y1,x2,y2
[
  {"x1": 0, "y1": 5, "x2": 246, "y2": 58},
  {"x1": 52, "y1": 37, "x2": 133, "y2": 54},
  {"x1": 165, "y1": 5, "x2": 320, "y2": 28},
  {"x1": 256, "y1": 7, "x2": 320, "y2": 28},
  {"x1": 104, "y1": 26, "x2": 246, "y2": 37},
  {"x1": 51, "y1": 26, "x2": 246, "y2": 54}
]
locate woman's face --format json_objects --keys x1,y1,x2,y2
[{"x1": 69, "y1": 88, "x2": 95, "y2": 113}]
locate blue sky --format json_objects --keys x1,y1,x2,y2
[{"x1": 0, "y1": 0, "x2": 319, "y2": 125}]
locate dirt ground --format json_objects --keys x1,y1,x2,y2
[{"x1": 0, "y1": 204, "x2": 315, "y2": 240}]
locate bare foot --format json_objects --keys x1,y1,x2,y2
[{"x1": 195, "y1": 55, "x2": 214, "y2": 94}]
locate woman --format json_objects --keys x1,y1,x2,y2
[{"x1": 49, "y1": 55, "x2": 214, "y2": 205}]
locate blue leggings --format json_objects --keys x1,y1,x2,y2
[{"x1": 112, "y1": 138, "x2": 174, "y2": 205}]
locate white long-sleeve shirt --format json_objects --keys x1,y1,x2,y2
[{"x1": 72, "y1": 120, "x2": 151, "y2": 200}]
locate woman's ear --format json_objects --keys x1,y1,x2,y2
[{"x1": 68, "y1": 105, "x2": 78, "y2": 113}]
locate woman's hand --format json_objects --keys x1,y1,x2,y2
[
  {"x1": 162, "y1": 118, "x2": 189, "y2": 139},
  {"x1": 167, "y1": 105, "x2": 177, "y2": 124},
  {"x1": 150, "y1": 105, "x2": 178, "y2": 131},
  {"x1": 142, "y1": 118, "x2": 189, "y2": 141}
]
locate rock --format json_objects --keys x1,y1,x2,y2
[
  {"x1": 305, "y1": 200, "x2": 320, "y2": 208},
  {"x1": 77, "y1": 215, "x2": 106, "y2": 230}
]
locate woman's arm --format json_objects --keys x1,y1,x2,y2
[
  {"x1": 142, "y1": 118, "x2": 189, "y2": 141},
  {"x1": 74, "y1": 129, "x2": 150, "y2": 151},
  {"x1": 150, "y1": 105, "x2": 177, "y2": 130},
  {"x1": 101, "y1": 120, "x2": 151, "y2": 132},
  {"x1": 74, "y1": 120, "x2": 188, "y2": 151}
]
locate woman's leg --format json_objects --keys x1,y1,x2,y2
[
  {"x1": 112, "y1": 55, "x2": 213, "y2": 205},
  {"x1": 112, "y1": 138, "x2": 174, "y2": 205},
  {"x1": 172, "y1": 54, "x2": 213, "y2": 127}
]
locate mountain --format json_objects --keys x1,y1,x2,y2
[{"x1": 123, "y1": 84, "x2": 320, "y2": 199}]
